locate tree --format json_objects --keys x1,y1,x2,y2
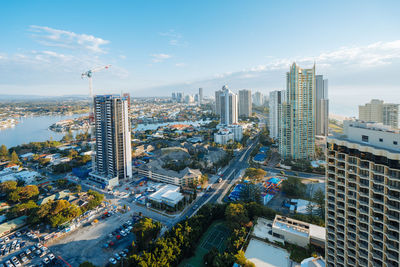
[
  {"x1": 313, "y1": 188, "x2": 325, "y2": 217},
  {"x1": 234, "y1": 250, "x2": 255, "y2": 267},
  {"x1": 0, "y1": 145, "x2": 8, "y2": 160},
  {"x1": 225, "y1": 203, "x2": 249, "y2": 230},
  {"x1": 133, "y1": 217, "x2": 162, "y2": 250},
  {"x1": 281, "y1": 177, "x2": 306, "y2": 198},
  {"x1": 240, "y1": 183, "x2": 261, "y2": 204},
  {"x1": 11, "y1": 151, "x2": 20, "y2": 164},
  {"x1": 0, "y1": 181, "x2": 17, "y2": 193},
  {"x1": 244, "y1": 168, "x2": 267, "y2": 182},
  {"x1": 306, "y1": 202, "x2": 314, "y2": 216}
]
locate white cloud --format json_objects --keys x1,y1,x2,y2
[
  {"x1": 29, "y1": 25, "x2": 110, "y2": 53},
  {"x1": 175, "y1": 62, "x2": 186, "y2": 67},
  {"x1": 159, "y1": 30, "x2": 186, "y2": 46},
  {"x1": 151, "y1": 53, "x2": 172, "y2": 63}
]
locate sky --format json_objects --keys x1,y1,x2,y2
[{"x1": 0, "y1": 0, "x2": 400, "y2": 116}]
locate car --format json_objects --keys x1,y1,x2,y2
[
  {"x1": 121, "y1": 231, "x2": 127, "y2": 237},
  {"x1": 35, "y1": 249, "x2": 42, "y2": 256},
  {"x1": 48, "y1": 253, "x2": 55, "y2": 260},
  {"x1": 42, "y1": 257, "x2": 50, "y2": 264},
  {"x1": 16, "y1": 243, "x2": 20, "y2": 250},
  {"x1": 12, "y1": 240, "x2": 17, "y2": 245},
  {"x1": 119, "y1": 251, "x2": 127, "y2": 257},
  {"x1": 15, "y1": 232, "x2": 21, "y2": 237},
  {"x1": 123, "y1": 248, "x2": 129, "y2": 254},
  {"x1": 4, "y1": 261, "x2": 13, "y2": 267},
  {"x1": 36, "y1": 243, "x2": 43, "y2": 248},
  {"x1": 109, "y1": 258, "x2": 117, "y2": 264},
  {"x1": 21, "y1": 256, "x2": 29, "y2": 263},
  {"x1": 25, "y1": 248, "x2": 31, "y2": 255},
  {"x1": 11, "y1": 256, "x2": 19, "y2": 263},
  {"x1": 108, "y1": 233, "x2": 113, "y2": 238},
  {"x1": 4, "y1": 237, "x2": 9, "y2": 242},
  {"x1": 114, "y1": 254, "x2": 121, "y2": 261},
  {"x1": 41, "y1": 246, "x2": 48, "y2": 252},
  {"x1": 1, "y1": 244, "x2": 5, "y2": 250},
  {"x1": 20, "y1": 242, "x2": 25, "y2": 248},
  {"x1": 9, "y1": 234, "x2": 15, "y2": 240},
  {"x1": 120, "y1": 230, "x2": 125, "y2": 235},
  {"x1": 31, "y1": 246, "x2": 36, "y2": 251}
]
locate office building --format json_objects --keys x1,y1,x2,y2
[
  {"x1": 90, "y1": 95, "x2": 132, "y2": 187},
  {"x1": 176, "y1": 92, "x2": 184, "y2": 103},
  {"x1": 238, "y1": 89, "x2": 252, "y2": 117},
  {"x1": 315, "y1": 75, "x2": 329, "y2": 136},
  {"x1": 185, "y1": 94, "x2": 194, "y2": 104},
  {"x1": 199, "y1": 88, "x2": 203, "y2": 105},
  {"x1": 325, "y1": 120, "x2": 400, "y2": 267},
  {"x1": 217, "y1": 85, "x2": 238, "y2": 125},
  {"x1": 359, "y1": 99, "x2": 399, "y2": 129},
  {"x1": 279, "y1": 63, "x2": 316, "y2": 160},
  {"x1": 269, "y1": 90, "x2": 285, "y2": 139},
  {"x1": 253, "y1": 91, "x2": 264, "y2": 106},
  {"x1": 215, "y1": 89, "x2": 223, "y2": 115},
  {"x1": 171, "y1": 92, "x2": 176, "y2": 101}
]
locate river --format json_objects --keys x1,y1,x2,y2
[
  {"x1": 0, "y1": 115, "x2": 212, "y2": 148},
  {"x1": 0, "y1": 114, "x2": 86, "y2": 148}
]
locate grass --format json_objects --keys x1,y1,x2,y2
[
  {"x1": 329, "y1": 123, "x2": 343, "y2": 133},
  {"x1": 179, "y1": 221, "x2": 230, "y2": 267}
]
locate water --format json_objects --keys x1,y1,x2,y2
[
  {"x1": 0, "y1": 114, "x2": 86, "y2": 148},
  {"x1": 134, "y1": 120, "x2": 211, "y2": 131}
]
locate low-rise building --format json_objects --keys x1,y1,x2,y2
[
  {"x1": 137, "y1": 159, "x2": 201, "y2": 187},
  {"x1": 214, "y1": 128, "x2": 234, "y2": 145},
  {"x1": 148, "y1": 184, "x2": 184, "y2": 207},
  {"x1": 272, "y1": 215, "x2": 325, "y2": 248}
]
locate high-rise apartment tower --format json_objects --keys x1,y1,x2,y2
[
  {"x1": 90, "y1": 94, "x2": 132, "y2": 187},
  {"x1": 238, "y1": 89, "x2": 252, "y2": 117},
  {"x1": 269, "y1": 90, "x2": 285, "y2": 139},
  {"x1": 326, "y1": 120, "x2": 400, "y2": 267},
  {"x1": 315, "y1": 75, "x2": 329, "y2": 136}
]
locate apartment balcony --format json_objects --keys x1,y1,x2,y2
[
  {"x1": 386, "y1": 194, "x2": 399, "y2": 202},
  {"x1": 387, "y1": 223, "x2": 399, "y2": 232},
  {"x1": 347, "y1": 234, "x2": 356, "y2": 242},
  {"x1": 386, "y1": 252, "x2": 398, "y2": 262},
  {"x1": 372, "y1": 206, "x2": 384, "y2": 214},
  {"x1": 358, "y1": 249, "x2": 369, "y2": 260},
  {"x1": 348, "y1": 249, "x2": 356, "y2": 258},
  {"x1": 359, "y1": 191, "x2": 369, "y2": 197},
  {"x1": 359, "y1": 208, "x2": 369, "y2": 216},
  {"x1": 359, "y1": 233, "x2": 369, "y2": 242},
  {"x1": 386, "y1": 213, "x2": 400, "y2": 221},
  {"x1": 387, "y1": 184, "x2": 400, "y2": 192},
  {"x1": 373, "y1": 198, "x2": 384, "y2": 205},
  {"x1": 372, "y1": 186, "x2": 385, "y2": 194},
  {"x1": 347, "y1": 257, "x2": 356, "y2": 266},
  {"x1": 373, "y1": 178, "x2": 384, "y2": 186},
  {"x1": 337, "y1": 257, "x2": 345, "y2": 265},
  {"x1": 359, "y1": 182, "x2": 370, "y2": 189},
  {"x1": 359, "y1": 242, "x2": 368, "y2": 250},
  {"x1": 347, "y1": 202, "x2": 356, "y2": 208},
  {"x1": 372, "y1": 224, "x2": 384, "y2": 233},
  {"x1": 359, "y1": 224, "x2": 368, "y2": 232},
  {"x1": 386, "y1": 232, "x2": 399, "y2": 242},
  {"x1": 328, "y1": 183, "x2": 336, "y2": 190},
  {"x1": 337, "y1": 234, "x2": 345, "y2": 241},
  {"x1": 372, "y1": 242, "x2": 383, "y2": 252}
]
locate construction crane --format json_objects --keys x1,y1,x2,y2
[
  {"x1": 81, "y1": 64, "x2": 111, "y2": 98},
  {"x1": 81, "y1": 65, "x2": 111, "y2": 122}
]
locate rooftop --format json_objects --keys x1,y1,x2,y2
[{"x1": 245, "y1": 238, "x2": 290, "y2": 267}]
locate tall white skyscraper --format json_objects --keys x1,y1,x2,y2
[
  {"x1": 269, "y1": 90, "x2": 285, "y2": 139},
  {"x1": 90, "y1": 94, "x2": 132, "y2": 187},
  {"x1": 279, "y1": 63, "x2": 315, "y2": 160},
  {"x1": 253, "y1": 91, "x2": 264, "y2": 106},
  {"x1": 326, "y1": 120, "x2": 400, "y2": 267},
  {"x1": 238, "y1": 89, "x2": 252, "y2": 117},
  {"x1": 315, "y1": 75, "x2": 329, "y2": 136},
  {"x1": 215, "y1": 90, "x2": 222, "y2": 115},
  {"x1": 199, "y1": 88, "x2": 203, "y2": 105},
  {"x1": 218, "y1": 85, "x2": 238, "y2": 125}
]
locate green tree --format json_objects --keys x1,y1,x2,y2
[
  {"x1": 234, "y1": 250, "x2": 255, "y2": 267},
  {"x1": 0, "y1": 145, "x2": 8, "y2": 160},
  {"x1": 10, "y1": 151, "x2": 19, "y2": 164},
  {"x1": 0, "y1": 181, "x2": 17, "y2": 193},
  {"x1": 244, "y1": 168, "x2": 267, "y2": 182},
  {"x1": 133, "y1": 217, "x2": 162, "y2": 250},
  {"x1": 313, "y1": 188, "x2": 325, "y2": 217},
  {"x1": 225, "y1": 203, "x2": 249, "y2": 230},
  {"x1": 281, "y1": 176, "x2": 306, "y2": 198},
  {"x1": 240, "y1": 183, "x2": 261, "y2": 204},
  {"x1": 79, "y1": 262, "x2": 97, "y2": 267}
]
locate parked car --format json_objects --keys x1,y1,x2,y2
[
  {"x1": 114, "y1": 254, "x2": 121, "y2": 261},
  {"x1": 42, "y1": 257, "x2": 50, "y2": 264},
  {"x1": 48, "y1": 253, "x2": 55, "y2": 260},
  {"x1": 15, "y1": 232, "x2": 21, "y2": 237},
  {"x1": 109, "y1": 258, "x2": 117, "y2": 265}
]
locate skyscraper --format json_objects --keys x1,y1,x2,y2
[
  {"x1": 90, "y1": 94, "x2": 132, "y2": 187},
  {"x1": 176, "y1": 92, "x2": 184, "y2": 103},
  {"x1": 279, "y1": 63, "x2": 315, "y2": 160},
  {"x1": 325, "y1": 120, "x2": 400, "y2": 267},
  {"x1": 238, "y1": 89, "x2": 252, "y2": 117},
  {"x1": 215, "y1": 89, "x2": 223, "y2": 115},
  {"x1": 172, "y1": 92, "x2": 176, "y2": 101},
  {"x1": 199, "y1": 88, "x2": 203, "y2": 105},
  {"x1": 218, "y1": 85, "x2": 238, "y2": 125},
  {"x1": 253, "y1": 91, "x2": 264, "y2": 106},
  {"x1": 315, "y1": 75, "x2": 329, "y2": 136},
  {"x1": 359, "y1": 99, "x2": 399, "y2": 129},
  {"x1": 269, "y1": 90, "x2": 285, "y2": 139}
]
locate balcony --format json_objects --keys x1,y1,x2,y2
[
  {"x1": 387, "y1": 184, "x2": 400, "y2": 192},
  {"x1": 359, "y1": 191, "x2": 369, "y2": 197},
  {"x1": 386, "y1": 232, "x2": 398, "y2": 242},
  {"x1": 386, "y1": 252, "x2": 398, "y2": 262},
  {"x1": 386, "y1": 242, "x2": 399, "y2": 252}
]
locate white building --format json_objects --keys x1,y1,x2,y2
[
  {"x1": 253, "y1": 91, "x2": 264, "y2": 106},
  {"x1": 269, "y1": 90, "x2": 285, "y2": 140},
  {"x1": 315, "y1": 75, "x2": 329, "y2": 136},
  {"x1": 217, "y1": 85, "x2": 238, "y2": 125},
  {"x1": 272, "y1": 215, "x2": 325, "y2": 248},
  {"x1": 148, "y1": 184, "x2": 184, "y2": 207},
  {"x1": 214, "y1": 128, "x2": 234, "y2": 145},
  {"x1": 90, "y1": 94, "x2": 132, "y2": 188},
  {"x1": 227, "y1": 124, "x2": 243, "y2": 142},
  {"x1": 238, "y1": 89, "x2": 252, "y2": 117}
]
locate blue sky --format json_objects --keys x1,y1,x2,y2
[{"x1": 0, "y1": 0, "x2": 400, "y2": 116}]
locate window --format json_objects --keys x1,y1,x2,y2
[
  {"x1": 394, "y1": 141, "x2": 398, "y2": 145},
  {"x1": 362, "y1": 135, "x2": 369, "y2": 142},
  {"x1": 379, "y1": 138, "x2": 383, "y2": 142}
]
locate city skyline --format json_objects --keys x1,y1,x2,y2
[{"x1": 1, "y1": 1, "x2": 400, "y2": 116}]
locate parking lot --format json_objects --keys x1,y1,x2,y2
[{"x1": 0, "y1": 229, "x2": 60, "y2": 267}]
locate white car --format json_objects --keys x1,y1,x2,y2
[
  {"x1": 4, "y1": 237, "x2": 9, "y2": 242},
  {"x1": 15, "y1": 232, "x2": 21, "y2": 237},
  {"x1": 42, "y1": 257, "x2": 50, "y2": 264},
  {"x1": 109, "y1": 258, "x2": 117, "y2": 264},
  {"x1": 48, "y1": 253, "x2": 55, "y2": 260},
  {"x1": 36, "y1": 243, "x2": 43, "y2": 248}
]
